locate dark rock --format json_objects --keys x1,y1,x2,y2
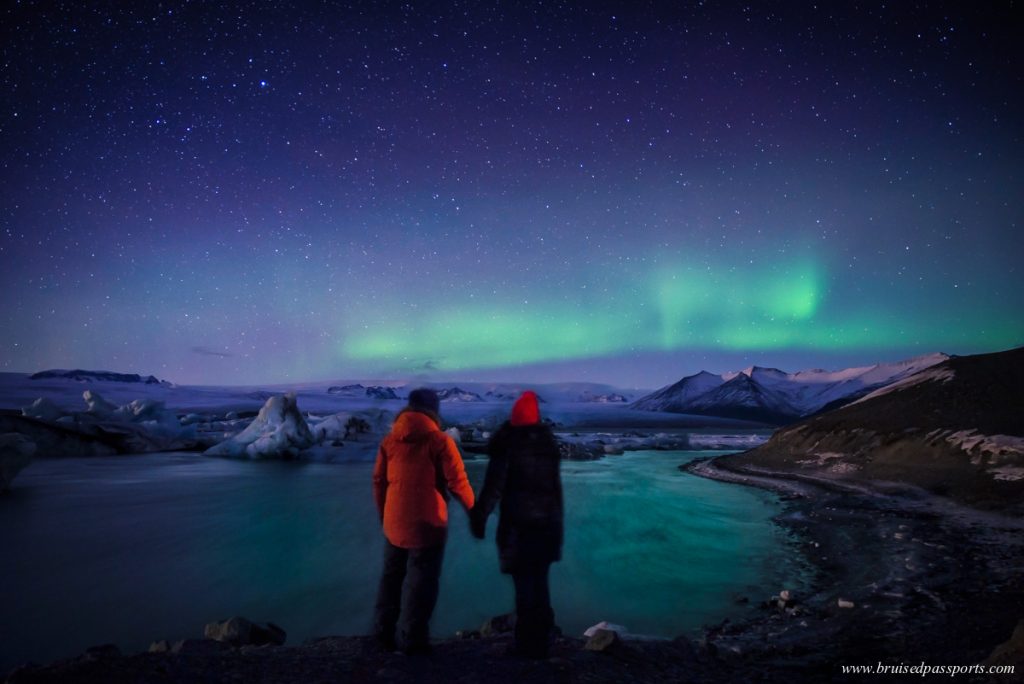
[
  {"x1": 0, "y1": 414, "x2": 120, "y2": 458},
  {"x1": 984, "y1": 618, "x2": 1024, "y2": 668},
  {"x1": 203, "y1": 616, "x2": 286, "y2": 646},
  {"x1": 480, "y1": 613, "x2": 516, "y2": 636},
  {"x1": 558, "y1": 441, "x2": 601, "y2": 461}
]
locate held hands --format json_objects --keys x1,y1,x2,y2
[{"x1": 469, "y1": 509, "x2": 486, "y2": 539}]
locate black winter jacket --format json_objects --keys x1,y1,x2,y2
[{"x1": 471, "y1": 421, "x2": 563, "y2": 573}]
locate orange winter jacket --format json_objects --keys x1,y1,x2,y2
[{"x1": 373, "y1": 409, "x2": 475, "y2": 548}]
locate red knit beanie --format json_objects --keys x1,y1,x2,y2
[{"x1": 510, "y1": 391, "x2": 540, "y2": 426}]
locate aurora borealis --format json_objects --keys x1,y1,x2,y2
[{"x1": 1, "y1": 2, "x2": 1021, "y2": 387}]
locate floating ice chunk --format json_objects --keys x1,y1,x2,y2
[
  {"x1": 310, "y1": 413, "x2": 347, "y2": 442},
  {"x1": 83, "y1": 390, "x2": 118, "y2": 415},
  {"x1": 204, "y1": 393, "x2": 314, "y2": 459},
  {"x1": 114, "y1": 398, "x2": 182, "y2": 434},
  {"x1": 22, "y1": 397, "x2": 64, "y2": 422}
]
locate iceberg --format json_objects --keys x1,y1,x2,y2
[
  {"x1": 22, "y1": 397, "x2": 64, "y2": 422},
  {"x1": 204, "y1": 393, "x2": 315, "y2": 459},
  {"x1": 83, "y1": 390, "x2": 118, "y2": 415}
]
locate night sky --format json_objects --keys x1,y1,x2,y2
[{"x1": 2, "y1": 2, "x2": 1021, "y2": 388}]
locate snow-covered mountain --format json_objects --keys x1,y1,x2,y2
[
  {"x1": 632, "y1": 353, "x2": 950, "y2": 424},
  {"x1": 723, "y1": 347, "x2": 1024, "y2": 511},
  {"x1": 435, "y1": 387, "x2": 484, "y2": 402}
]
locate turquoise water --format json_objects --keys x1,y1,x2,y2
[{"x1": 0, "y1": 451, "x2": 804, "y2": 670}]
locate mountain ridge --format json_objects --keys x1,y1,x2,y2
[
  {"x1": 631, "y1": 352, "x2": 950, "y2": 424},
  {"x1": 717, "y1": 346, "x2": 1024, "y2": 512},
  {"x1": 29, "y1": 369, "x2": 171, "y2": 386}
]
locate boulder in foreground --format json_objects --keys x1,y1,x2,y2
[{"x1": 204, "y1": 616, "x2": 286, "y2": 646}]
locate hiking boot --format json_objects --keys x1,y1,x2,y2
[{"x1": 374, "y1": 632, "x2": 397, "y2": 652}]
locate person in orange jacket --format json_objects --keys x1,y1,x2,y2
[{"x1": 372, "y1": 388, "x2": 475, "y2": 654}]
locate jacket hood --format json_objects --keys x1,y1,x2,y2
[
  {"x1": 391, "y1": 408, "x2": 442, "y2": 442},
  {"x1": 510, "y1": 391, "x2": 541, "y2": 426}
]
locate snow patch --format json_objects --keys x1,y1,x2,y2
[
  {"x1": 944, "y1": 430, "x2": 1024, "y2": 457},
  {"x1": 990, "y1": 467, "x2": 1024, "y2": 482},
  {"x1": 796, "y1": 451, "x2": 847, "y2": 467},
  {"x1": 852, "y1": 366, "x2": 955, "y2": 405}
]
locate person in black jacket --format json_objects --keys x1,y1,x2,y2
[{"x1": 470, "y1": 390, "x2": 563, "y2": 659}]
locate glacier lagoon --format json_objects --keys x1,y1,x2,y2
[{"x1": 0, "y1": 450, "x2": 806, "y2": 671}]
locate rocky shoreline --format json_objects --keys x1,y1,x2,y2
[
  {"x1": 6, "y1": 453, "x2": 1022, "y2": 683},
  {"x1": 683, "y1": 455, "x2": 1024, "y2": 680}
]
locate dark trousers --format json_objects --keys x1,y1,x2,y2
[
  {"x1": 373, "y1": 540, "x2": 445, "y2": 650},
  {"x1": 512, "y1": 560, "x2": 554, "y2": 657}
]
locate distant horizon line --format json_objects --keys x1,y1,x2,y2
[{"x1": 2, "y1": 347, "x2": 981, "y2": 392}]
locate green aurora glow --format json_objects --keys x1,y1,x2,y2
[{"x1": 343, "y1": 257, "x2": 1024, "y2": 372}]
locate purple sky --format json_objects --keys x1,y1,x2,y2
[{"x1": 2, "y1": 2, "x2": 1021, "y2": 387}]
